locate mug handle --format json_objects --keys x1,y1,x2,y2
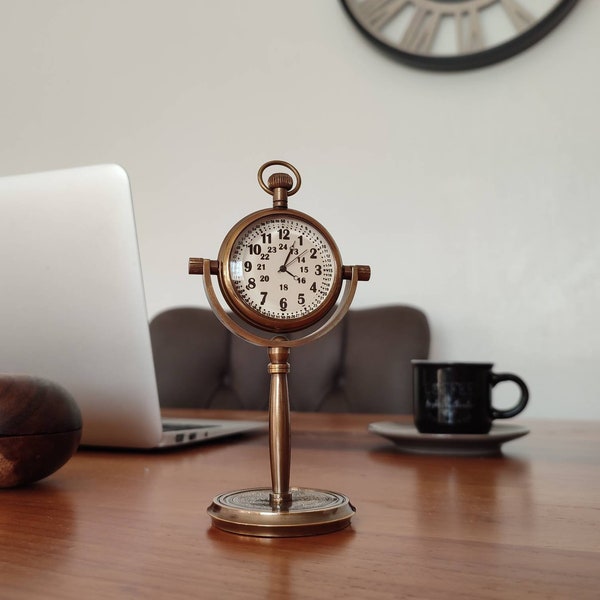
[{"x1": 490, "y1": 373, "x2": 529, "y2": 419}]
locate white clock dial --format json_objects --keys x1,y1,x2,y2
[{"x1": 229, "y1": 215, "x2": 338, "y2": 324}]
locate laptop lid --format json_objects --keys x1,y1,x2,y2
[{"x1": 0, "y1": 164, "x2": 265, "y2": 448}]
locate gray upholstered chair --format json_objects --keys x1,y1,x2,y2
[{"x1": 149, "y1": 305, "x2": 430, "y2": 413}]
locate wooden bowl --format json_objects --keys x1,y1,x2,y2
[{"x1": 0, "y1": 375, "x2": 82, "y2": 488}]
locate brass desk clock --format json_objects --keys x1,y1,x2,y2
[{"x1": 189, "y1": 160, "x2": 370, "y2": 537}]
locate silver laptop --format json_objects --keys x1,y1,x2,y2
[{"x1": 0, "y1": 164, "x2": 267, "y2": 448}]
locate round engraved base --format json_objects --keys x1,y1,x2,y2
[{"x1": 207, "y1": 487, "x2": 355, "y2": 537}]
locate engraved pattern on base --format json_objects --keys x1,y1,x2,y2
[{"x1": 218, "y1": 488, "x2": 346, "y2": 512}]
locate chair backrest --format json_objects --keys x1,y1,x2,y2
[{"x1": 150, "y1": 305, "x2": 430, "y2": 413}]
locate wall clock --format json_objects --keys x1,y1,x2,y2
[{"x1": 340, "y1": 0, "x2": 579, "y2": 70}]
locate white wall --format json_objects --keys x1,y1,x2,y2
[{"x1": 1, "y1": 1, "x2": 598, "y2": 419}]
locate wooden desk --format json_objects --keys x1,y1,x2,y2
[{"x1": 1, "y1": 411, "x2": 599, "y2": 599}]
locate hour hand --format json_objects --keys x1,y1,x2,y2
[
  {"x1": 279, "y1": 265, "x2": 297, "y2": 279},
  {"x1": 279, "y1": 263, "x2": 295, "y2": 275},
  {"x1": 280, "y1": 241, "x2": 296, "y2": 271}
]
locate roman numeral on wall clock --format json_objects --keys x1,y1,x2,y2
[{"x1": 341, "y1": 0, "x2": 579, "y2": 70}]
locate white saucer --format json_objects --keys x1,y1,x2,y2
[{"x1": 368, "y1": 422, "x2": 530, "y2": 456}]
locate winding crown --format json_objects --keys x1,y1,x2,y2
[{"x1": 267, "y1": 173, "x2": 293, "y2": 191}]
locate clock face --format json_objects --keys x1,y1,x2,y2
[
  {"x1": 340, "y1": 0, "x2": 578, "y2": 70},
  {"x1": 218, "y1": 210, "x2": 343, "y2": 332}
]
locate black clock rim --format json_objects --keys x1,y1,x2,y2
[{"x1": 340, "y1": 0, "x2": 579, "y2": 71}]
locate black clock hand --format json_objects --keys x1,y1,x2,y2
[
  {"x1": 279, "y1": 241, "x2": 297, "y2": 272},
  {"x1": 281, "y1": 267, "x2": 303, "y2": 284}
]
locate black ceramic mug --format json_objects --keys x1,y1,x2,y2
[{"x1": 412, "y1": 361, "x2": 529, "y2": 434}]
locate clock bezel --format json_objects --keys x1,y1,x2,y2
[
  {"x1": 340, "y1": 0, "x2": 579, "y2": 71},
  {"x1": 217, "y1": 207, "x2": 344, "y2": 332}
]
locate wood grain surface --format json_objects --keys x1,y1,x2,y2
[{"x1": 0, "y1": 410, "x2": 598, "y2": 599}]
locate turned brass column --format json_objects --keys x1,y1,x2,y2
[{"x1": 268, "y1": 341, "x2": 292, "y2": 508}]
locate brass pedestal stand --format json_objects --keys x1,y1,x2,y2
[
  {"x1": 201, "y1": 260, "x2": 360, "y2": 537},
  {"x1": 207, "y1": 487, "x2": 354, "y2": 537}
]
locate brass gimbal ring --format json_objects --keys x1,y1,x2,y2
[
  {"x1": 257, "y1": 160, "x2": 301, "y2": 197},
  {"x1": 201, "y1": 259, "x2": 358, "y2": 349}
]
